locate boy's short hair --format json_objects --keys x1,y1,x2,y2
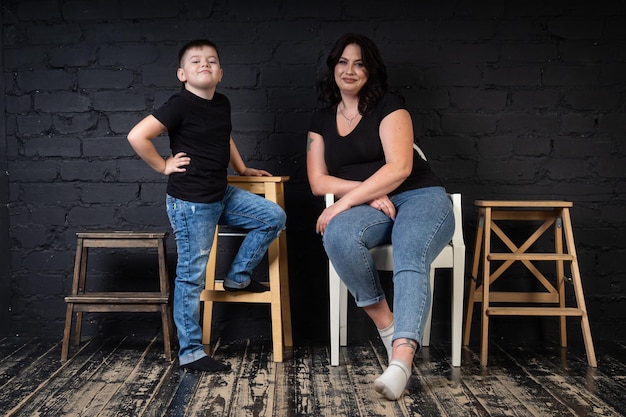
[{"x1": 178, "y1": 39, "x2": 220, "y2": 67}]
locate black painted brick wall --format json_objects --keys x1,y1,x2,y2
[{"x1": 2, "y1": 0, "x2": 625, "y2": 346}]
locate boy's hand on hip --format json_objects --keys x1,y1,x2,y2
[{"x1": 164, "y1": 152, "x2": 190, "y2": 175}]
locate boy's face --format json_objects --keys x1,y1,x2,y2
[{"x1": 177, "y1": 46, "x2": 223, "y2": 91}]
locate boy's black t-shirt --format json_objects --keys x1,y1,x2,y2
[
  {"x1": 309, "y1": 92, "x2": 441, "y2": 196},
  {"x1": 153, "y1": 89, "x2": 232, "y2": 203}
]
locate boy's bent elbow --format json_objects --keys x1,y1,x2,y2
[{"x1": 127, "y1": 130, "x2": 140, "y2": 146}]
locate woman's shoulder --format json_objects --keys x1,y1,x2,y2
[
  {"x1": 381, "y1": 92, "x2": 406, "y2": 108},
  {"x1": 375, "y1": 92, "x2": 406, "y2": 118}
]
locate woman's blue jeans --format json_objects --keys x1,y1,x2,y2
[
  {"x1": 166, "y1": 185, "x2": 286, "y2": 365},
  {"x1": 323, "y1": 186, "x2": 454, "y2": 345}
]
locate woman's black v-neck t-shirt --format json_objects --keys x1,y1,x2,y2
[{"x1": 309, "y1": 93, "x2": 441, "y2": 195}]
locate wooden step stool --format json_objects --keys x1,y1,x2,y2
[
  {"x1": 61, "y1": 231, "x2": 174, "y2": 361},
  {"x1": 201, "y1": 176, "x2": 293, "y2": 362},
  {"x1": 463, "y1": 201, "x2": 596, "y2": 367}
]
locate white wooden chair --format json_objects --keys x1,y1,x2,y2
[{"x1": 325, "y1": 145, "x2": 465, "y2": 367}]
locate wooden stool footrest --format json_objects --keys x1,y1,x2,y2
[
  {"x1": 488, "y1": 253, "x2": 575, "y2": 261},
  {"x1": 65, "y1": 292, "x2": 169, "y2": 304},
  {"x1": 487, "y1": 307, "x2": 583, "y2": 316},
  {"x1": 474, "y1": 291, "x2": 560, "y2": 303},
  {"x1": 201, "y1": 289, "x2": 272, "y2": 303}
]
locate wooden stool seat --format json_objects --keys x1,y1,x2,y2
[
  {"x1": 61, "y1": 231, "x2": 174, "y2": 361},
  {"x1": 201, "y1": 176, "x2": 293, "y2": 362},
  {"x1": 463, "y1": 200, "x2": 597, "y2": 367}
]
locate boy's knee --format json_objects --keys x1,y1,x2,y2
[
  {"x1": 277, "y1": 210, "x2": 287, "y2": 230},
  {"x1": 271, "y1": 206, "x2": 287, "y2": 231}
]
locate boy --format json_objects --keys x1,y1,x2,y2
[{"x1": 127, "y1": 39, "x2": 286, "y2": 372}]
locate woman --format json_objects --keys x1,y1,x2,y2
[{"x1": 306, "y1": 33, "x2": 454, "y2": 400}]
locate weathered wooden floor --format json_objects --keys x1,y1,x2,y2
[{"x1": 1, "y1": 333, "x2": 624, "y2": 416}]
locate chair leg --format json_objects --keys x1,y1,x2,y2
[
  {"x1": 421, "y1": 266, "x2": 436, "y2": 347},
  {"x1": 329, "y1": 261, "x2": 341, "y2": 366},
  {"x1": 339, "y1": 281, "x2": 348, "y2": 347},
  {"x1": 451, "y1": 251, "x2": 465, "y2": 367}
]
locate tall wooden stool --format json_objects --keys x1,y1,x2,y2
[
  {"x1": 62, "y1": 231, "x2": 174, "y2": 361},
  {"x1": 201, "y1": 176, "x2": 293, "y2": 362},
  {"x1": 463, "y1": 201, "x2": 596, "y2": 367}
]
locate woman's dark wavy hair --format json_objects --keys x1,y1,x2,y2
[{"x1": 317, "y1": 33, "x2": 388, "y2": 115}]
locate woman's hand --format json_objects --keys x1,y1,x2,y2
[
  {"x1": 163, "y1": 152, "x2": 190, "y2": 175},
  {"x1": 369, "y1": 195, "x2": 396, "y2": 220},
  {"x1": 242, "y1": 167, "x2": 272, "y2": 176},
  {"x1": 317, "y1": 194, "x2": 396, "y2": 235},
  {"x1": 316, "y1": 199, "x2": 350, "y2": 235}
]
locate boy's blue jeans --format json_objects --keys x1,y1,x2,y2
[
  {"x1": 322, "y1": 186, "x2": 454, "y2": 345},
  {"x1": 166, "y1": 185, "x2": 286, "y2": 365}
]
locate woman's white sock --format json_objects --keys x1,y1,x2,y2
[
  {"x1": 374, "y1": 359, "x2": 411, "y2": 400},
  {"x1": 377, "y1": 321, "x2": 394, "y2": 362}
]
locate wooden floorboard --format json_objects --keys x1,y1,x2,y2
[{"x1": 0, "y1": 334, "x2": 624, "y2": 417}]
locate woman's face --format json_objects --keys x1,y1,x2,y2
[{"x1": 334, "y1": 43, "x2": 369, "y2": 95}]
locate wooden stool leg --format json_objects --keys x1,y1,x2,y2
[
  {"x1": 74, "y1": 242, "x2": 88, "y2": 345},
  {"x1": 555, "y1": 210, "x2": 568, "y2": 347},
  {"x1": 61, "y1": 303, "x2": 74, "y2": 361},
  {"x1": 268, "y1": 239, "x2": 284, "y2": 362},
  {"x1": 480, "y1": 208, "x2": 492, "y2": 366},
  {"x1": 160, "y1": 305, "x2": 173, "y2": 361},
  {"x1": 463, "y1": 279, "x2": 476, "y2": 346},
  {"x1": 562, "y1": 209, "x2": 597, "y2": 367},
  {"x1": 157, "y1": 239, "x2": 173, "y2": 361},
  {"x1": 279, "y1": 231, "x2": 293, "y2": 349},
  {"x1": 202, "y1": 229, "x2": 220, "y2": 349},
  {"x1": 74, "y1": 312, "x2": 83, "y2": 345},
  {"x1": 463, "y1": 210, "x2": 484, "y2": 346},
  {"x1": 62, "y1": 237, "x2": 86, "y2": 358}
]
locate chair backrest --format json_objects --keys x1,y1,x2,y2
[
  {"x1": 450, "y1": 193, "x2": 464, "y2": 247},
  {"x1": 414, "y1": 143, "x2": 427, "y2": 161}
]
